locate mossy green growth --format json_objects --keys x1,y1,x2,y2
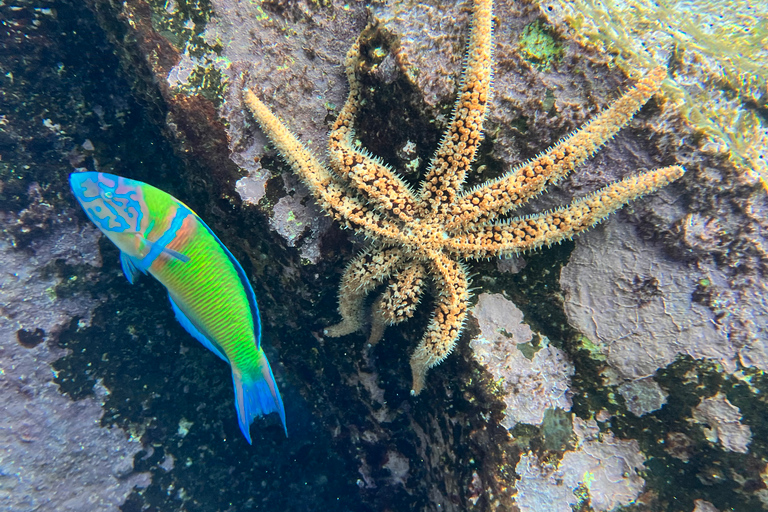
[
  {"x1": 540, "y1": 408, "x2": 574, "y2": 451},
  {"x1": 518, "y1": 21, "x2": 564, "y2": 71},
  {"x1": 176, "y1": 62, "x2": 229, "y2": 107},
  {"x1": 147, "y1": 0, "x2": 229, "y2": 106},
  {"x1": 147, "y1": 0, "x2": 216, "y2": 56},
  {"x1": 575, "y1": 334, "x2": 606, "y2": 361}
]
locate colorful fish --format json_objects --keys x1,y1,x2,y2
[{"x1": 69, "y1": 171, "x2": 286, "y2": 443}]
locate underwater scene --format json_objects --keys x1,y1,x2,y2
[{"x1": 1, "y1": 0, "x2": 766, "y2": 510}]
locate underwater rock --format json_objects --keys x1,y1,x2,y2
[
  {"x1": 514, "y1": 416, "x2": 646, "y2": 512},
  {"x1": 617, "y1": 377, "x2": 668, "y2": 417},
  {"x1": 539, "y1": 0, "x2": 768, "y2": 187},
  {"x1": 561, "y1": 218, "x2": 736, "y2": 379},
  {"x1": 234, "y1": 162, "x2": 269, "y2": 206},
  {"x1": 560, "y1": 417, "x2": 646, "y2": 511},
  {"x1": 514, "y1": 452, "x2": 577, "y2": 512},
  {"x1": 693, "y1": 500, "x2": 720, "y2": 512},
  {"x1": 267, "y1": 171, "x2": 332, "y2": 264},
  {"x1": 0, "y1": 211, "x2": 148, "y2": 512},
  {"x1": 470, "y1": 293, "x2": 574, "y2": 429},
  {"x1": 561, "y1": 217, "x2": 768, "y2": 383},
  {"x1": 6, "y1": 184, "x2": 56, "y2": 247},
  {"x1": 80, "y1": 0, "x2": 767, "y2": 508},
  {"x1": 692, "y1": 392, "x2": 752, "y2": 454},
  {"x1": 370, "y1": 0, "x2": 637, "y2": 174},
  {"x1": 496, "y1": 254, "x2": 527, "y2": 274},
  {"x1": 663, "y1": 431, "x2": 695, "y2": 462},
  {"x1": 371, "y1": 0, "x2": 469, "y2": 107},
  {"x1": 162, "y1": 0, "x2": 368, "y2": 256}
]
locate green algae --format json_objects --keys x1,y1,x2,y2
[
  {"x1": 603, "y1": 356, "x2": 766, "y2": 511},
  {"x1": 541, "y1": 408, "x2": 574, "y2": 452},
  {"x1": 518, "y1": 20, "x2": 564, "y2": 71},
  {"x1": 545, "y1": 0, "x2": 768, "y2": 189},
  {"x1": 178, "y1": 62, "x2": 228, "y2": 105},
  {"x1": 147, "y1": 0, "x2": 215, "y2": 55},
  {"x1": 574, "y1": 334, "x2": 605, "y2": 362},
  {"x1": 146, "y1": 0, "x2": 229, "y2": 104}
]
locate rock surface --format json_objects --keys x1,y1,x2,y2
[
  {"x1": 0, "y1": 211, "x2": 148, "y2": 512},
  {"x1": 470, "y1": 293, "x2": 573, "y2": 430}
]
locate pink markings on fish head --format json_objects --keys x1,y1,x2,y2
[{"x1": 70, "y1": 172, "x2": 149, "y2": 237}]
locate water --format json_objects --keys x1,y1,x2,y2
[{"x1": 1, "y1": 0, "x2": 766, "y2": 511}]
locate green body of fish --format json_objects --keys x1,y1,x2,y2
[{"x1": 70, "y1": 172, "x2": 286, "y2": 443}]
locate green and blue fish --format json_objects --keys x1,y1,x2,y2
[{"x1": 69, "y1": 171, "x2": 286, "y2": 443}]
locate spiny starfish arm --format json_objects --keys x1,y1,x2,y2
[
  {"x1": 410, "y1": 252, "x2": 471, "y2": 395},
  {"x1": 417, "y1": 0, "x2": 494, "y2": 216},
  {"x1": 446, "y1": 67, "x2": 668, "y2": 230},
  {"x1": 328, "y1": 34, "x2": 419, "y2": 223},
  {"x1": 368, "y1": 262, "x2": 427, "y2": 345},
  {"x1": 325, "y1": 246, "x2": 406, "y2": 337},
  {"x1": 447, "y1": 165, "x2": 685, "y2": 258},
  {"x1": 244, "y1": 90, "x2": 410, "y2": 245}
]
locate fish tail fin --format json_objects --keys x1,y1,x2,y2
[{"x1": 232, "y1": 350, "x2": 287, "y2": 443}]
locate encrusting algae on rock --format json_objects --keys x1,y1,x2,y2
[
  {"x1": 539, "y1": 0, "x2": 768, "y2": 190},
  {"x1": 244, "y1": 0, "x2": 684, "y2": 394}
]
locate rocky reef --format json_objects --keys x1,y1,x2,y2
[
  {"x1": 0, "y1": 209, "x2": 150, "y2": 511},
  {"x1": 2, "y1": 0, "x2": 766, "y2": 510}
]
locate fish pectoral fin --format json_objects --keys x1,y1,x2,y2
[
  {"x1": 167, "y1": 294, "x2": 229, "y2": 363},
  {"x1": 135, "y1": 234, "x2": 191, "y2": 264},
  {"x1": 120, "y1": 252, "x2": 146, "y2": 284},
  {"x1": 157, "y1": 244, "x2": 191, "y2": 263}
]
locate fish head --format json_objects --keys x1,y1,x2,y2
[{"x1": 70, "y1": 172, "x2": 149, "y2": 256}]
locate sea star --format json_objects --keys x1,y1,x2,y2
[{"x1": 244, "y1": 0, "x2": 685, "y2": 394}]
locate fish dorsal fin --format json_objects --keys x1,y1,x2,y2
[{"x1": 168, "y1": 293, "x2": 229, "y2": 363}]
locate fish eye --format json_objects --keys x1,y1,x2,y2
[{"x1": 104, "y1": 191, "x2": 113, "y2": 199}]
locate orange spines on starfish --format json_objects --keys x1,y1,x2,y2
[
  {"x1": 418, "y1": 0, "x2": 495, "y2": 217},
  {"x1": 245, "y1": 0, "x2": 684, "y2": 395},
  {"x1": 329, "y1": 35, "x2": 419, "y2": 224},
  {"x1": 324, "y1": 246, "x2": 405, "y2": 338},
  {"x1": 444, "y1": 66, "x2": 669, "y2": 230},
  {"x1": 446, "y1": 165, "x2": 686, "y2": 258},
  {"x1": 409, "y1": 252, "x2": 471, "y2": 395},
  {"x1": 368, "y1": 263, "x2": 427, "y2": 346},
  {"x1": 244, "y1": 90, "x2": 413, "y2": 246}
]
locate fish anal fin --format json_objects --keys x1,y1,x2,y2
[{"x1": 168, "y1": 294, "x2": 228, "y2": 363}]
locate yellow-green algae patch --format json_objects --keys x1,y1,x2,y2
[
  {"x1": 518, "y1": 20, "x2": 564, "y2": 71},
  {"x1": 540, "y1": 0, "x2": 768, "y2": 190},
  {"x1": 147, "y1": 0, "x2": 229, "y2": 104}
]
